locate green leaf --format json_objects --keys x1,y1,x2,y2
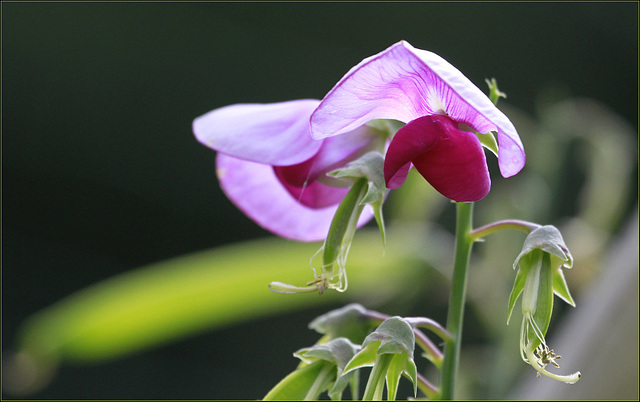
[
  {"x1": 10, "y1": 225, "x2": 425, "y2": 395},
  {"x1": 507, "y1": 262, "x2": 529, "y2": 324},
  {"x1": 263, "y1": 359, "x2": 327, "y2": 401}
]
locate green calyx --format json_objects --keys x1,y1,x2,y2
[
  {"x1": 508, "y1": 225, "x2": 576, "y2": 324},
  {"x1": 343, "y1": 317, "x2": 418, "y2": 400}
]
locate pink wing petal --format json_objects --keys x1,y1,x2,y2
[
  {"x1": 216, "y1": 154, "x2": 374, "y2": 242},
  {"x1": 409, "y1": 116, "x2": 491, "y2": 202},
  {"x1": 194, "y1": 99, "x2": 322, "y2": 166},
  {"x1": 310, "y1": 40, "x2": 525, "y2": 177}
]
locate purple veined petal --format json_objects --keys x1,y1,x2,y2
[
  {"x1": 194, "y1": 99, "x2": 322, "y2": 166},
  {"x1": 310, "y1": 40, "x2": 525, "y2": 177},
  {"x1": 216, "y1": 154, "x2": 375, "y2": 242},
  {"x1": 408, "y1": 115, "x2": 491, "y2": 202}
]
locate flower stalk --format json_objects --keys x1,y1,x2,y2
[
  {"x1": 469, "y1": 219, "x2": 540, "y2": 242},
  {"x1": 304, "y1": 361, "x2": 334, "y2": 400},
  {"x1": 362, "y1": 353, "x2": 392, "y2": 401},
  {"x1": 439, "y1": 202, "x2": 474, "y2": 400}
]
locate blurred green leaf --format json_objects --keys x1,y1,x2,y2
[{"x1": 9, "y1": 226, "x2": 426, "y2": 393}]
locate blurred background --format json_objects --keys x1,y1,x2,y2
[{"x1": 2, "y1": 2, "x2": 638, "y2": 400}]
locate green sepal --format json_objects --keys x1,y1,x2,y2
[
  {"x1": 552, "y1": 266, "x2": 576, "y2": 307},
  {"x1": 365, "y1": 118, "x2": 405, "y2": 139},
  {"x1": 514, "y1": 225, "x2": 573, "y2": 270},
  {"x1": 476, "y1": 131, "x2": 499, "y2": 158},
  {"x1": 329, "y1": 152, "x2": 387, "y2": 247},
  {"x1": 308, "y1": 303, "x2": 373, "y2": 345},
  {"x1": 342, "y1": 341, "x2": 380, "y2": 374},
  {"x1": 263, "y1": 359, "x2": 327, "y2": 401},
  {"x1": 386, "y1": 352, "x2": 418, "y2": 399},
  {"x1": 322, "y1": 178, "x2": 367, "y2": 270},
  {"x1": 507, "y1": 262, "x2": 529, "y2": 324},
  {"x1": 295, "y1": 337, "x2": 360, "y2": 368},
  {"x1": 363, "y1": 316, "x2": 415, "y2": 356},
  {"x1": 527, "y1": 253, "x2": 554, "y2": 349}
]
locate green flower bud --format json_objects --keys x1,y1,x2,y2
[
  {"x1": 508, "y1": 225, "x2": 581, "y2": 384},
  {"x1": 343, "y1": 317, "x2": 418, "y2": 400}
]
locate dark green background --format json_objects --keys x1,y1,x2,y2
[{"x1": 2, "y1": 2, "x2": 637, "y2": 399}]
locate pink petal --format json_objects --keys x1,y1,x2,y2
[
  {"x1": 401, "y1": 115, "x2": 491, "y2": 202},
  {"x1": 194, "y1": 99, "x2": 322, "y2": 166},
  {"x1": 310, "y1": 40, "x2": 525, "y2": 178},
  {"x1": 216, "y1": 154, "x2": 374, "y2": 242},
  {"x1": 274, "y1": 124, "x2": 384, "y2": 207}
]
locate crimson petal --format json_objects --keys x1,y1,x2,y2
[
  {"x1": 384, "y1": 116, "x2": 441, "y2": 189},
  {"x1": 387, "y1": 115, "x2": 491, "y2": 202}
]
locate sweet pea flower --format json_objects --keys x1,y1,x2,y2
[
  {"x1": 310, "y1": 40, "x2": 525, "y2": 202},
  {"x1": 193, "y1": 99, "x2": 384, "y2": 242}
]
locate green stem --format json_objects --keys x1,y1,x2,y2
[
  {"x1": 363, "y1": 353, "x2": 392, "y2": 401},
  {"x1": 469, "y1": 219, "x2": 540, "y2": 242},
  {"x1": 303, "y1": 361, "x2": 334, "y2": 401},
  {"x1": 439, "y1": 202, "x2": 475, "y2": 400}
]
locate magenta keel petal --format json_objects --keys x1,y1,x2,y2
[
  {"x1": 409, "y1": 116, "x2": 491, "y2": 202},
  {"x1": 383, "y1": 115, "x2": 441, "y2": 189}
]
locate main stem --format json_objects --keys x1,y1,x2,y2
[{"x1": 439, "y1": 202, "x2": 475, "y2": 400}]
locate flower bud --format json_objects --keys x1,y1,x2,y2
[{"x1": 508, "y1": 225, "x2": 581, "y2": 383}]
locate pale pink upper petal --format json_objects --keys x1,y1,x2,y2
[
  {"x1": 216, "y1": 154, "x2": 375, "y2": 242},
  {"x1": 310, "y1": 40, "x2": 525, "y2": 177},
  {"x1": 194, "y1": 99, "x2": 322, "y2": 166}
]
